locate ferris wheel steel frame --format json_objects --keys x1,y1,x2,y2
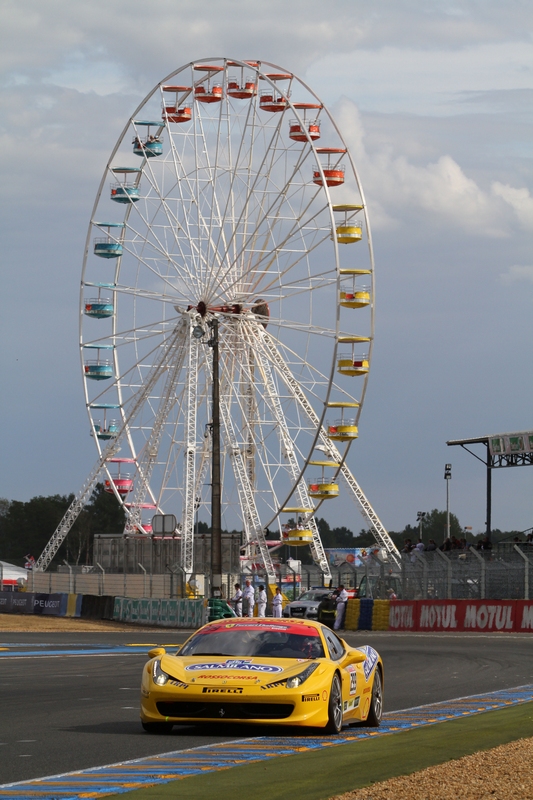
[{"x1": 36, "y1": 57, "x2": 399, "y2": 577}]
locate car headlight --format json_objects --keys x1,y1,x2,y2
[
  {"x1": 285, "y1": 663, "x2": 319, "y2": 688},
  {"x1": 152, "y1": 659, "x2": 169, "y2": 686}
]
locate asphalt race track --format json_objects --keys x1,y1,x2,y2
[{"x1": 1, "y1": 630, "x2": 532, "y2": 785}]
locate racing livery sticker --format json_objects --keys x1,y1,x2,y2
[
  {"x1": 357, "y1": 645, "x2": 379, "y2": 680},
  {"x1": 201, "y1": 622, "x2": 320, "y2": 636},
  {"x1": 343, "y1": 696, "x2": 360, "y2": 712},
  {"x1": 302, "y1": 693, "x2": 320, "y2": 702},
  {"x1": 344, "y1": 664, "x2": 357, "y2": 695},
  {"x1": 202, "y1": 687, "x2": 243, "y2": 694},
  {"x1": 186, "y1": 659, "x2": 283, "y2": 673}
]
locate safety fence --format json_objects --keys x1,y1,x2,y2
[
  {"x1": 399, "y1": 546, "x2": 533, "y2": 600},
  {"x1": 27, "y1": 571, "x2": 187, "y2": 599},
  {"x1": 112, "y1": 596, "x2": 206, "y2": 628}
]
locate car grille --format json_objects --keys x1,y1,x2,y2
[
  {"x1": 290, "y1": 607, "x2": 306, "y2": 616},
  {"x1": 156, "y1": 701, "x2": 294, "y2": 720}
]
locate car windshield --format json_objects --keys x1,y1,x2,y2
[
  {"x1": 296, "y1": 591, "x2": 329, "y2": 602},
  {"x1": 179, "y1": 621, "x2": 326, "y2": 659}
]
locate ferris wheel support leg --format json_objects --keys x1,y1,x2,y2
[
  {"x1": 34, "y1": 444, "x2": 117, "y2": 572},
  {"x1": 261, "y1": 332, "x2": 400, "y2": 569},
  {"x1": 123, "y1": 318, "x2": 189, "y2": 534},
  {"x1": 254, "y1": 332, "x2": 331, "y2": 579},
  {"x1": 218, "y1": 379, "x2": 276, "y2": 583},
  {"x1": 37, "y1": 323, "x2": 187, "y2": 571}
]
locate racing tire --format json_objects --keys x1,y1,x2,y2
[
  {"x1": 141, "y1": 721, "x2": 174, "y2": 734},
  {"x1": 366, "y1": 667, "x2": 383, "y2": 727},
  {"x1": 324, "y1": 674, "x2": 343, "y2": 734}
]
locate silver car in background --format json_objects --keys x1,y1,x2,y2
[{"x1": 283, "y1": 589, "x2": 331, "y2": 619}]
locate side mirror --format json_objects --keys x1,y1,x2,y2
[
  {"x1": 342, "y1": 649, "x2": 367, "y2": 667},
  {"x1": 148, "y1": 647, "x2": 166, "y2": 658}
]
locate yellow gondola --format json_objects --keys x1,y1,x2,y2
[{"x1": 308, "y1": 461, "x2": 340, "y2": 499}]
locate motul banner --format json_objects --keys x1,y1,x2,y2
[
  {"x1": 390, "y1": 600, "x2": 533, "y2": 632},
  {"x1": 388, "y1": 601, "x2": 417, "y2": 631}
]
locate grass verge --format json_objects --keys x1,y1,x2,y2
[{"x1": 106, "y1": 701, "x2": 533, "y2": 800}]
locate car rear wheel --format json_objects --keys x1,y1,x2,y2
[
  {"x1": 366, "y1": 667, "x2": 383, "y2": 727},
  {"x1": 142, "y1": 721, "x2": 174, "y2": 734},
  {"x1": 324, "y1": 674, "x2": 343, "y2": 734}
]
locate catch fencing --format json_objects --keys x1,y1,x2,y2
[{"x1": 399, "y1": 545, "x2": 533, "y2": 601}]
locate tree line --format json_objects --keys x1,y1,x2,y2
[{"x1": 0, "y1": 490, "x2": 525, "y2": 569}]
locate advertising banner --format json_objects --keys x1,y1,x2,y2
[
  {"x1": 388, "y1": 601, "x2": 417, "y2": 631},
  {"x1": 32, "y1": 593, "x2": 64, "y2": 616},
  {"x1": 390, "y1": 600, "x2": 533, "y2": 633},
  {"x1": 326, "y1": 547, "x2": 381, "y2": 568},
  {"x1": 489, "y1": 431, "x2": 533, "y2": 456}
]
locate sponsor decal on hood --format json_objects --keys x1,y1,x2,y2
[{"x1": 185, "y1": 659, "x2": 283, "y2": 673}]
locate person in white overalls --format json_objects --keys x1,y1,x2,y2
[
  {"x1": 231, "y1": 583, "x2": 243, "y2": 616},
  {"x1": 272, "y1": 587, "x2": 283, "y2": 618},
  {"x1": 333, "y1": 585, "x2": 349, "y2": 630},
  {"x1": 257, "y1": 584, "x2": 267, "y2": 617},
  {"x1": 242, "y1": 580, "x2": 255, "y2": 617}
]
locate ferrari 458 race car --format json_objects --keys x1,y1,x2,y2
[{"x1": 140, "y1": 617, "x2": 383, "y2": 734}]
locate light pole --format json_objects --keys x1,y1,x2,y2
[
  {"x1": 416, "y1": 511, "x2": 426, "y2": 544},
  {"x1": 207, "y1": 317, "x2": 222, "y2": 598},
  {"x1": 444, "y1": 463, "x2": 452, "y2": 543}
]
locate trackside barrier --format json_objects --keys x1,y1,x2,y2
[
  {"x1": 0, "y1": 592, "x2": 82, "y2": 617},
  {"x1": 80, "y1": 594, "x2": 115, "y2": 619},
  {"x1": 113, "y1": 596, "x2": 207, "y2": 628},
  {"x1": 388, "y1": 599, "x2": 533, "y2": 633},
  {"x1": 344, "y1": 599, "x2": 390, "y2": 631}
]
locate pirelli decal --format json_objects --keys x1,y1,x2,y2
[
  {"x1": 302, "y1": 693, "x2": 320, "y2": 702},
  {"x1": 202, "y1": 687, "x2": 244, "y2": 694}
]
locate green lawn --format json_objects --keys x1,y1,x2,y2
[{"x1": 108, "y1": 702, "x2": 533, "y2": 800}]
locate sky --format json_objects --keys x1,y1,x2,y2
[{"x1": 1, "y1": 0, "x2": 532, "y2": 539}]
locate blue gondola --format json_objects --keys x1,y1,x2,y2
[
  {"x1": 132, "y1": 120, "x2": 164, "y2": 158},
  {"x1": 84, "y1": 298, "x2": 114, "y2": 318},
  {"x1": 83, "y1": 345, "x2": 114, "y2": 381},
  {"x1": 110, "y1": 167, "x2": 141, "y2": 203},
  {"x1": 93, "y1": 222, "x2": 124, "y2": 259},
  {"x1": 90, "y1": 403, "x2": 120, "y2": 439}
]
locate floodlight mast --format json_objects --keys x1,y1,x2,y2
[{"x1": 208, "y1": 317, "x2": 222, "y2": 598}]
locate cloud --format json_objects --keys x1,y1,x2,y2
[
  {"x1": 491, "y1": 183, "x2": 533, "y2": 229},
  {"x1": 334, "y1": 98, "x2": 531, "y2": 236},
  {"x1": 307, "y1": 41, "x2": 533, "y2": 116},
  {"x1": 500, "y1": 265, "x2": 533, "y2": 284}
]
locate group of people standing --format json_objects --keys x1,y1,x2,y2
[{"x1": 231, "y1": 581, "x2": 284, "y2": 618}]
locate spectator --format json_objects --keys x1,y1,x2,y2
[
  {"x1": 231, "y1": 583, "x2": 243, "y2": 616},
  {"x1": 415, "y1": 539, "x2": 425, "y2": 552},
  {"x1": 387, "y1": 587, "x2": 397, "y2": 600},
  {"x1": 477, "y1": 536, "x2": 493, "y2": 551},
  {"x1": 333, "y1": 585, "x2": 348, "y2": 631},
  {"x1": 441, "y1": 538, "x2": 452, "y2": 552},
  {"x1": 401, "y1": 539, "x2": 413, "y2": 553},
  {"x1": 426, "y1": 539, "x2": 437, "y2": 551},
  {"x1": 272, "y1": 587, "x2": 283, "y2": 617},
  {"x1": 257, "y1": 584, "x2": 267, "y2": 617},
  {"x1": 242, "y1": 579, "x2": 255, "y2": 617}
]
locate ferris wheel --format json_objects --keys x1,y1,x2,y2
[{"x1": 37, "y1": 58, "x2": 400, "y2": 577}]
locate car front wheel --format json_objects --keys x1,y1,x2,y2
[{"x1": 324, "y1": 674, "x2": 343, "y2": 734}]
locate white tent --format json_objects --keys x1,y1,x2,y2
[{"x1": 0, "y1": 560, "x2": 28, "y2": 588}]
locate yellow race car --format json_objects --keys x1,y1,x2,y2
[{"x1": 140, "y1": 617, "x2": 383, "y2": 734}]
